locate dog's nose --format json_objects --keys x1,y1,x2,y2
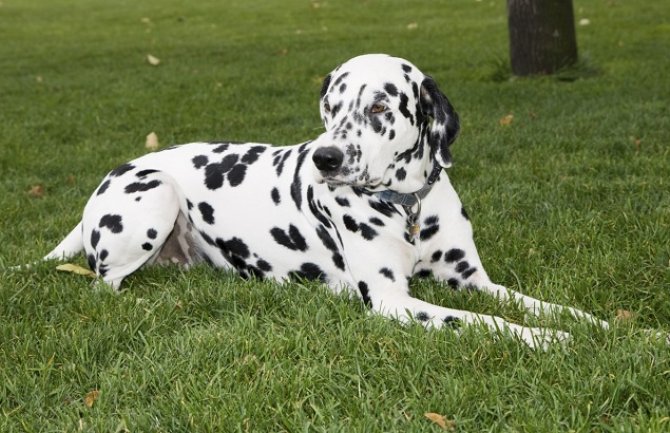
[{"x1": 312, "y1": 146, "x2": 344, "y2": 171}]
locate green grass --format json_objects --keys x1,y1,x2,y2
[{"x1": 1, "y1": 0, "x2": 669, "y2": 431}]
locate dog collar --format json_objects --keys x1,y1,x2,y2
[
  {"x1": 373, "y1": 162, "x2": 442, "y2": 207},
  {"x1": 373, "y1": 163, "x2": 443, "y2": 240}
]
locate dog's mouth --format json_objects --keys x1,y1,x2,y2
[{"x1": 319, "y1": 172, "x2": 384, "y2": 190}]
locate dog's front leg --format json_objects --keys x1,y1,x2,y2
[{"x1": 347, "y1": 246, "x2": 568, "y2": 350}]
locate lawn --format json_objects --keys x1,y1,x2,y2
[{"x1": 1, "y1": 0, "x2": 669, "y2": 431}]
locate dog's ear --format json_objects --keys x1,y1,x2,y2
[
  {"x1": 419, "y1": 75, "x2": 460, "y2": 168},
  {"x1": 320, "y1": 74, "x2": 332, "y2": 98}
]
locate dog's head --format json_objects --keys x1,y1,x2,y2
[{"x1": 312, "y1": 54, "x2": 459, "y2": 193}]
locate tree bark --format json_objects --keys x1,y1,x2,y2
[{"x1": 507, "y1": 0, "x2": 578, "y2": 76}]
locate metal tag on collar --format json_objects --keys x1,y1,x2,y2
[{"x1": 404, "y1": 193, "x2": 422, "y2": 239}]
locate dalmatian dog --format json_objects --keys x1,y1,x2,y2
[{"x1": 43, "y1": 54, "x2": 609, "y2": 349}]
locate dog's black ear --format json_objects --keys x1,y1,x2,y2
[
  {"x1": 419, "y1": 75, "x2": 460, "y2": 168},
  {"x1": 320, "y1": 74, "x2": 332, "y2": 98}
]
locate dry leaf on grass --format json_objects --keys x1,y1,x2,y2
[
  {"x1": 579, "y1": 18, "x2": 591, "y2": 26},
  {"x1": 145, "y1": 131, "x2": 160, "y2": 150},
  {"x1": 407, "y1": 22, "x2": 418, "y2": 30},
  {"x1": 28, "y1": 184, "x2": 45, "y2": 198},
  {"x1": 146, "y1": 54, "x2": 161, "y2": 66},
  {"x1": 84, "y1": 390, "x2": 100, "y2": 408},
  {"x1": 424, "y1": 413, "x2": 456, "y2": 431},
  {"x1": 499, "y1": 114, "x2": 514, "y2": 126},
  {"x1": 616, "y1": 309, "x2": 634, "y2": 322},
  {"x1": 56, "y1": 263, "x2": 96, "y2": 278}
]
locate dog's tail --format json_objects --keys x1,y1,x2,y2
[
  {"x1": 7, "y1": 222, "x2": 84, "y2": 271},
  {"x1": 43, "y1": 222, "x2": 84, "y2": 261}
]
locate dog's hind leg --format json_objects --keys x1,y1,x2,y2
[{"x1": 81, "y1": 170, "x2": 183, "y2": 290}]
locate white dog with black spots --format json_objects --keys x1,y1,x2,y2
[{"x1": 44, "y1": 54, "x2": 610, "y2": 349}]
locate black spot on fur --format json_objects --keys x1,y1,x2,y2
[
  {"x1": 227, "y1": 164, "x2": 247, "y2": 187},
  {"x1": 415, "y1": 311, "x2": 430, "y2": 322},
  {"x1": 271, "y1": 187, "x2": 281, "y2": 205},
  {"x1": 290, "y1": 149, "x2": 309, "y2": 210},
  {"x1": 461, "y1": 267, "x2": 477, "y2": 279},
  {"x1": 241, "y1": 146, "x2": 266, "y2": 164},
  {"x1": 198, "y1": 202, "x2": 215, "y2": 225},
  {"x1": 199, "y1": 230, "x2": 215, "y2": 246},
  {"x1": 90, "y1": 229, "x2": 100, "y2": 249},
  {"x1": 219, "y1": 237, "x2": 250, "y2": 259},
  {"x1": 395, "y1": 167, "x2": 406, "y2": 181},
  {"x1": 461, "y1": 207, "x2": 470, "y2": 220},
  {"x1": 99, "y1": 249, "x2": 108, "y2": 261},
  {"x1": 343, "y1": 215, "x2": 358, "y2": 233},
  {"x1": 415, "y1": 269, "x2": 433, "y2": 279},
  {"x1": 335, "y1": 196, "x2": 350, "y2": 207},
  {"x1": 110, "y1": 163, "x2": 135, "y2": 177},
  {"x1": 220, "y1": 154, "x2": 240, "y2": 172},
  {"x1": 369, "y1": 200, "x2": 399, "y2": 217},
  {"x1": 420, "y1": 225, "x2": 439, "y2": 241},
  {"x1": 379, "y1": 267, "x2": 395, "y2": 282},
  {"x1": 357, "y1": 281, "x2": 372, "y2": 307},
  {"x1": 359, "y1": 223, "x2": 378, "y2": 240},
  {"x1": 136, "y1": 169, "x2": 159, "y2": 178},
  {"x1": 270, "y1": 225, "x2": 308, "y2": 251},
  {"x1": 401, "y1": 64, "x2": 413, "y2": 73},
  {"x1": 368, "y1": 217, "x2": 385, "y2": 227},
  {"x1": 96, "y1": 180, "x2": 111, "y2": 196},
  {"x1": 447, "y1": 278, "x2": 459, "y2": 289},
  {"x1": 455, "y1": 261, "x2": 470, "y2": 273},
  {"x1": 431, "y1": 250, "x2": 443, "y2": 262},
  {"x1": 398, "y1": 93, "x2": 413, "y2": 125},
  {"x1": 204, "y1": 164, "x2": 225, "y2": 190},
  {"x1": 142, "y1": 242, "x2": 153, "y2": 251},
  {"x1": 444, "y1": 248, "x2": 465, "y2": 263},
  {"x1": 87, "y1": 254, "x2": 96, "y2": 271},
  {"x1": 192, "y1": 155, "x2": 209, "y2": 169},
  {"x1": 212, "y1": 143, "x2": 230, "y2": 153},
  {"x1": 99, "y1": 214, "x2": 123, "y2": 233},
  {"x1": 124, "y1": 180, "x2": 162, "y2": 193},
  {"x1": 384, "y1": 83, "x2": 398, "y2": 96},
  {"x1": 290, "y1": 263, "x2": 326, "y2": 282},
  {"x1": 256, "y1": 259, "x2": 272, "y2": 272},
  {"x1": 147, "y1": 228, "x2": 157, "y2": 239},
  {"x1": 443, "y1": 316, "x2": 461, "y2": 329}
]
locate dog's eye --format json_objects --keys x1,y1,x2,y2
[
  {"x1": 324, "y1": 103, "x2": 331, "y2": 113},
  {"x1": 370, "y1": 103, "x2": 387, "y2": 114}
]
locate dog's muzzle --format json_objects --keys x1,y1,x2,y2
[{"x1": 312, "y1": 146, "x2": 344, "y2": 172}]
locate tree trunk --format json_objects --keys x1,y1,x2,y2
[{"x1": 507, "y1": 0, "x2": 578, "y2": 76}]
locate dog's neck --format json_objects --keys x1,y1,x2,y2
[{"x1": 373, "y1": 161, "x2": 442, "y2": 207}]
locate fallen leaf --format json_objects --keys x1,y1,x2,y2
[
  {"x1": 499, "y1": 113, "x2": 514, "y2": 126},
  {"x1": 140, "y1": 17, "x2": 152, "y2": 25},
  {"x1": 36, "y1": 75, "x2": 43, "y2": 83},
  {"x1": 66, "y1": 175, "x2": 76, "y2": 185},
  {"x1": 84, "y1": 390, "x2": 100, "y2": 408},
  {"x1": 56, "y1": 263, "x2": 97, "y2": 278},
  {"x1": 579, "y1": 18, "x2": 591, "y2": 26},
  {"x1": 145, "y1": 132, "x2": 160, "y2": 150},
  {"x1": 407, "y1": 22, "x2": 418, "y2": 30},
  {"x1": 277, "y1": 48, "x2": 289, "y2": 56},
  {"x1": 28, "y1": 184, "x2": 45, "y2": 198},
  {"x1": 630, "y1": 136, "x2": 641, "y2": 152},
  {"x1": 616, "y1": 309, "x2": 634, "y2": 322},
  {"x1": 146, "y1": 54, "x2": 161, "y2": 66},
  {"x1": 424, "y1": 413, "x2": 456, "y2": 431}
]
